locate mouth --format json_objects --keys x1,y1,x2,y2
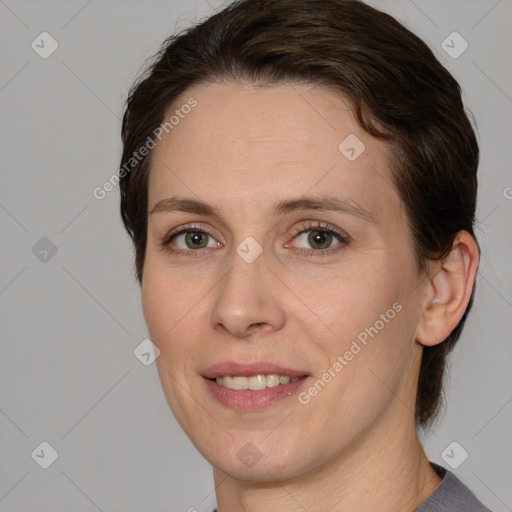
[{"x1": 202, "y1": 362, "x2": 311, "y2": 411}]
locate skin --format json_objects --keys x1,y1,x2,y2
[{"x1": 141, "y1": 81, "x2": 479, "y2": 511}]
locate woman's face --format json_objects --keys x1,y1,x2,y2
[{"x1": 142, "y1": 81, "x2": 428, "y2": 480}]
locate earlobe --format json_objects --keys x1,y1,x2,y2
[{"x1": 416, "y1": 231, "x2": 479, "y2": 347}]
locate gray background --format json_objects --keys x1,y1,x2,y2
[{"x1": 0, "y1": 0, "x2": 511, "y2": 510}]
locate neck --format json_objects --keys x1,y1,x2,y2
[{"x1": 213, "y1": 401, "x2": 442, "y2": 512}]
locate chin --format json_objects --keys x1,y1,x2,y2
[
  {"x1": 192, "y1": 429, "x2": 319, "y2": 483},
  {"x1": 211, "y1": 451, "x2": 306, "y2": 482}
]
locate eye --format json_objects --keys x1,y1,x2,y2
[
  {"x1": 294, "y1": 230, "x2": 338, "y2": 250},
  {"x1": 286, "y1": 221, "x2": 350, "y2": 255},
  {"x1": 173, "y1": 230, "x2": 218, "y2": 250},
  {"x1": 159, "y1": 223, "x2": 221, "y2": 257}
]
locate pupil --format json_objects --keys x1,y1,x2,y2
[
  {"x1": 309, "y1": 230, "x2": 331, "y2": 249},
  {"x1": 187, "y1": 232, "x2": 207, "y2": 248}
]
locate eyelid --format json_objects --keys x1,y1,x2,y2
[
  {"x1": 161, "y1": 222, "x2": 216, "y2": 246},
  {"x1": 287, "y1": 221, "x2": 351, "y2": 244}
]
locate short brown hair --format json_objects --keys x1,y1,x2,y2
[{"x1": 119, "y1": 0, "x2": 479, "y2": 431}]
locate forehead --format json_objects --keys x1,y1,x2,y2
[{"x1": 148, "y1": 81, "x2": 401, "y2": 224}]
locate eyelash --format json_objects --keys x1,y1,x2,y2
[{"x1": 159, "y1": 221, "x2": 351, "y2": 258}]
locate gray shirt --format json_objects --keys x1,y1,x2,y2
[{"x1": 414, "y1": 461, "x2": 492, "y2": 511}]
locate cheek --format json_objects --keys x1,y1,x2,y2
[
  {"x1": 141, "y1": 273, "x2": 167, "y2": 341},
  {"x1": 306, "y1": 265, "x2": 401, "y2": 342},
  {"x1": 302, "y1": 304, "x2": 414, "y2": 438},
  {"x1": 306, "y1": 265, "x2": 414, "y2": 391},
  {"x1": 141, "y1": 267, "x2": 204, "y2": 419},
  {"x1": 141, "y1": 259, "x2": 182, "y2": 350},
  {"x1": 141, "y1": 261, "x2": 210, "y2": 366}
]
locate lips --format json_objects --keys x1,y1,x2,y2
[{"x1": 202, "y1": 361, "x2": 311, "y2": 410}]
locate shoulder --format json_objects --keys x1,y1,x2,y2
[{"x1": 414, "y1": 461, "x2": 493, "y2": 512}]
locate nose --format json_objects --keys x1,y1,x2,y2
[{"x1": 210, "y1": 246, "x2": 286, "y2": 339}]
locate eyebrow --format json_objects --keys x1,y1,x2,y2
[{"x1": 148, "y1": 195, "x2": 374, "y2": 222}]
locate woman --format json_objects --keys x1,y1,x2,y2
[{"x1": 119, "y1": 0, "x2": 491, "y2": 510}]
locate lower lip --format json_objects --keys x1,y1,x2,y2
[{"x1": 203, "y1": 377, "x2": 310, "y2": 411}]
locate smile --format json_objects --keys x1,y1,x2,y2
[{"x1": 202, "y1": 362, "x2": 310, "y2": 410}]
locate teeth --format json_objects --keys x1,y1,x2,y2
[
  {"x1": 232, "y1": 376, "x2": 248, "y2": 390},
  {"x1": 248, "y1": 374, "x2": 266, "y2": 390},
  {"x1": 266, "y1": 374, "x2": 280, "y2": 387},
  {"x1": 215, "y1": 374, "x2": 302, "y2": 390}
]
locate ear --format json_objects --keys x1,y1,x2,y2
[{"x1": 415, "y1": 231, "x2": 479, "y2": 347}]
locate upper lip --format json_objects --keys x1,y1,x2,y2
[{"x1": 203, "y1": 361, "x2": 310, "y2": 379}]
